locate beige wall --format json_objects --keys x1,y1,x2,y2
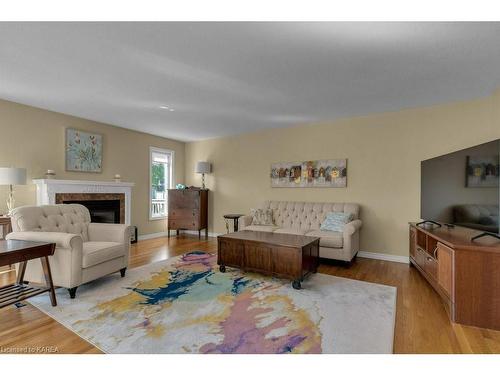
[
  {"x1": 185, "y1": 90, "x2": 500, "y2": 257},
  {"x1": 0, "y1": 99, "x2": 185, "y2": 236}
]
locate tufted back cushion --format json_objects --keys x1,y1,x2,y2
[
  {"x1": 10, "y1": 204, "x2": 91, "y2": 241},
  {"x1": 259, "y1": 201, "x2": 360, "y2": 231}
]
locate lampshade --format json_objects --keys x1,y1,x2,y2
[
  {"x1": 0, "y1": 167, "x2": 27, "y2": 185},
  {"x1": 195, "y1": 161, "x2": 211, "y2": 174}
]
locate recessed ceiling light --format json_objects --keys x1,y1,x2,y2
[
  {"x1": 169, "y1": 108, "x2": 175, "y2": 112},
  {"x1": 159, "y1": 105, "x2": 169, "y2": 109}
]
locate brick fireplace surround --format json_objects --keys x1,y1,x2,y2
[{"x1": 55, "y1": 193, "x2": 125, "y2": 224}]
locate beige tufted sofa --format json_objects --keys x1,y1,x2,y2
[
  {"x1": 6, "y1": 204, "x2": 131, "y2": 298},
  {"x1": 240, "y1": 201, "x2": 362, "y2": 262}
]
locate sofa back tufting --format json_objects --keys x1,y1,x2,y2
[
  {"x1": 10, "y1": 204, "x2": 91, "y2": 241},
  {"x1": 259, "y1": 201, "x2": 360, "y2": 231}
]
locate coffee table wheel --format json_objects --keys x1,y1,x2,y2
[
  {"x1": 292, "y1": 280, "x2": 301, "y2": 290},
  {"x1": 219, "y1": 265, "x2": 226, "y2": 273}
]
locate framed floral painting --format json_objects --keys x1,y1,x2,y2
[{"x1": 65, "y1": 128, "x2": 103, "y2": 172}]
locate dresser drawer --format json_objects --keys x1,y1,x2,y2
[
  {"x1": 169, "y1": 208, "x2": 199, "y2": 220},
  {"x1": 169, "y1": 218, "x2": 198, "y2": 230},
  {"x1": 168, "y1": 191, "x2": 200, "y2": 208}
]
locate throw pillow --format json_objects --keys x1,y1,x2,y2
[
  {"x1": 250, "y1": 208, "x2": 274, "y2": 226},
  {"x1": 320, "y1": 212, "x2": 354, "y2": 232}
]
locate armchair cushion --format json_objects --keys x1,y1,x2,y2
[{"x1": 82, "y1": 241, "x2": 125, "y2": 268}]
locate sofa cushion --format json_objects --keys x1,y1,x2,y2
[
  {"x1": 320, "y1": 212, "x2": 354, "y2": 232},
  {"x1": 82, "y1": 241, "x2": 125, "y2": 268},
  {"x1": 274, "y1": 228, "x2": 309, "y2": 235},
  {"x1": 305, "y1": 230, "x2": 343, "y2": 248},
  {"x1": 243, "y1": 225, "x2": 278, "y2": 232},
  {"x1": 250, "y1": 208, "x2": 274, "y2": 226}
]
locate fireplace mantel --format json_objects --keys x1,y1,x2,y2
[{"x1": 33, "y1": 179, "x2": 134, "y2": 225}]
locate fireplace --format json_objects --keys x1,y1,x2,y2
[
  {"x1": 64, "y1": 199, "x2": 121, "y2": 224},
  {"x1": 55, "y1": 193, "x2": 126, "y2": 224},
  {"x1": 33, "y1": 179, "x2": 134, "y2": 225}
]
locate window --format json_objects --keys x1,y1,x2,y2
[{"x1": 149, "y1": 147, "x2": 174, "y2": 220}]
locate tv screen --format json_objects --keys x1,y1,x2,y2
[{"x1": 421, "y1": 139, "x2": 500, "y2": 234}]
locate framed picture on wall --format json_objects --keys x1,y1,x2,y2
[
  {"x1": 466, "y1": 155, "x2": 499, "y2": 187},
  {"x1": 271, "y1": 159, "x2": 347, "y2": 188},
  {"x1": 65, "y1": 128, "x2": 103, "y2": 173}
]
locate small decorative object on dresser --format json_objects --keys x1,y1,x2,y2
[{"x1": 168, "y1": 188, "x2": 208, "y2": 239}]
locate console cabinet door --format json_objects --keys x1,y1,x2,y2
[
  {"x1": 409, "y1": 227, "x2": 416, "y2": 259},
  {"x1": 437, "y1": 243, "x2": 454, "y2": 299}
]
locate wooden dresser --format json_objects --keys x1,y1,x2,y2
[
  {"x1": 409, "y1": 223, "x2": 500, "y2": 330},
  {"x1": 168, "y1": 189, "x2": 208, "y2": 239}
]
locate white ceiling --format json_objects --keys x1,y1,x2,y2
[{"x1": 1, "y1": 22, "x2": 500, "y2": 142}]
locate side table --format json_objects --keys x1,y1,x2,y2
[
  {"x1": 0, "y1": 216, "x2": 12, "y2": 239},
  {"x1": 223, "y1": 214, "x2": 244, "y2": 233},
  {"x1": 0, "y1": 240, "x2": 57, "y2": 308}
]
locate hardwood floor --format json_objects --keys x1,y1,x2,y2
[{"x1": 0, "y1": 235, "x2": 499, "y2": 354}]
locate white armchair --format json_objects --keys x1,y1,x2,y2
[{"x1": 6, "y1": 204, "x2": 130, "y2": 298}]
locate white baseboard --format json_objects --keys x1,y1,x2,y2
[
  {"x1": 137, "y1": 231, "x2": 170, "y2": 241},
  {"x1": 358, "y1": 251, "x2": 409, "y2": 264},
  {"x1": 137, "y1": 230, "x2": 221, "y2": 241},
  {"x1": 136, "y1": 233, "x2": 409, "y2": 265},
  {"x1": 182, "y1": 230, "x2": 221, "y2": 238}
]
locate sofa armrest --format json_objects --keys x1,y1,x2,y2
[
  {"x1": 88, "y1": 223, "x2": 131, "y2": 244},
  {"x1": 343, "y1": 219, "x2": 362, "y2": 236},
  {"x1": 239, "y1": 215, "x2": 253, "y2": 230},
  {"x1": 6, "y1": 231, "x2": 83, "y2": 249}
]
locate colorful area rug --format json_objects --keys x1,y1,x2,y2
[{"x1": 29, "y1": 251, "x2": 396, "y2": 353}]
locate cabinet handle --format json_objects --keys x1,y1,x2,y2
[{"x1": 433, "y1": 247, "x2": 438, "y2": 260}]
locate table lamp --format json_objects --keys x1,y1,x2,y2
[
  {"x1": 195, "y1": 161, "x2": 211, "y2": 189},
  {"x1": 0, "y1": 167, "x2": 27, "y2": 215}
]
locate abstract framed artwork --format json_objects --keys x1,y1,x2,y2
[
  {"x1": 271, "y1": 159, "x2": 347, "y2": 188},
  {"x1": 65, "y1": 128, "x2": 103, "y2": 173},
  {"x1": 466, "y1": 155, "x2": 499, "y2": 187}
]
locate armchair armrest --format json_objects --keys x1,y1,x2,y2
[
  {"x1": 343, "y1": 219, "x2": 362, "y2": 236},
  {"x1": 7, "y1": 231, "x2": 83, "y2": 288},
  {"x1": 6, "y1": 231, "x2": 83, "y2": 249},
  {"x1": 88, "y1": 223, "x2": 131, "y2": 243},
  {"x1": 239, "y1": 215, "x2": 253, "y2": 230}
]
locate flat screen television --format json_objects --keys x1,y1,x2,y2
[{"x1": 421, "y1": 139, "x2": 500, "y2": 234}]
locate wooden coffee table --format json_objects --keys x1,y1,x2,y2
[
  {"x1": 0, "y1": 240, "x2": 57, "y2": 308},
  {"x1": 217, "y1": 231, "x2": 320, "y2": 289}
]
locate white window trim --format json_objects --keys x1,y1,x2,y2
[{"x1": 149, "y1": 146, "x2": 175, "y2": 221}]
